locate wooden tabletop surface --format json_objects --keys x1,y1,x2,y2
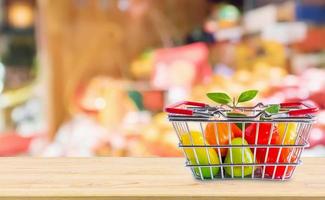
[{"x1": 0, "y1": 157, "x2": 324, "y2": 200}]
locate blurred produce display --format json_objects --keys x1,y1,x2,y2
[
  {"x1": 0, "y1": 0, "x2": 324, "y2": 157},
  {"x1": 43, "y1": 76, "x2": 181, "y2": 157}
]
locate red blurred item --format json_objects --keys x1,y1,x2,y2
[
  {"x1": 152, "y1": 42, "x2": 212, "y2": 89},
  {"x1": 293, "y1": 27, "x2": 325, "y2": 52},
  {"x1": 142, "y1": 90, "x2": 164, "y2": 112},
  {"x1": 309, "y1": 91, "x2": 325, "y2": 109},
  {"x1": 0, "y1": 133, "x2": 32, "y2": 156}
]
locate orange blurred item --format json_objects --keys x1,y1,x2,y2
[
  {"x1": 142, "y1": 90, "x2": 164, "y2": 112},
  {"x1": 78, "y1": 77, "x2": 136, "y2": 129}
]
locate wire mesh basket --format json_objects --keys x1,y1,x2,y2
[{"x1": 165, "y1": 101, "x2": 318, "y2": 180}]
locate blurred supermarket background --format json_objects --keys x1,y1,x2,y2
[{"x1": 0, "y1": 0, "x2": 324, "y2": 157}]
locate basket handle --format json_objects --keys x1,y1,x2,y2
[
  {"x1": 165, "y1": 101, "x2": 207, "y2": 115},
  {"x1": 165, "y1": 101, "x2": 318, "y2": 116},
  {"x1": 280, "y1": 102, "x2": 318, "y2": 116}
]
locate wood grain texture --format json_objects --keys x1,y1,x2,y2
[{"x1": 0, "y1": 157, "x2": 324, "y2": 200}]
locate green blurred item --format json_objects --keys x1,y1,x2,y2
[{"x1": 128, "y1": 90, "x2": 144, "y2": 111}]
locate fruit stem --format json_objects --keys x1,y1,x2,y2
[{"x1": 233, "y1": 97, "x2": 236, "y2": 109}]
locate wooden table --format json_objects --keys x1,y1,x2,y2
[{"x1": 0, "y1": 157, "x2": 324, "y2": 200}]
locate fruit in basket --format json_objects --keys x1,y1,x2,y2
[
  {"x1": 180, "y1": 131, "x2": 220, "y2": 179},
  {"x1": 278, "y1": 122, "x2": 297, "y2": 145},
  {"x1": 205, "y1": 123, "x2": 242, "y2": 156},
  {"x1": 245, "y1": 123, "x2": 280, "y2": 162},
  {"x1": 226, "y1": 112, "x2": 248, "y2": 130},
  {"x1": 264, "y1": 122, "x2": 298, "y2": 178},
  {"x1": 245, "y1": 123, "x2": 279, "y2": 145},
  {"x1": 277, "y1": 122, "x2": 298, "y2": 165},
  {"x1": 264, "y1": 148, "x2": 297, "y2": 179},
  {"x1": 224, "y1": 138, "x2": 254, "y2": 177},
  {"x1": 245, "y1": 123, "x2": 297, "y2": 178}
]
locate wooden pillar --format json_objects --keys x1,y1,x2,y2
[{"x1": 36, "y1": 0, "x2": 208, "y2": 139}]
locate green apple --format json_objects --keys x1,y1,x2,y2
[
  {"x1": 181, "y1": 131, "x2": 219, "y2": 179},
  {"x1": 224, "y1": 137, "x2": 254, "y2": 177}
]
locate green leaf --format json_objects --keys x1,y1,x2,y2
[
  {"x1": 265, "y1": 104, "x2": 280, "y2": 114},
  {"x1": 207, "y1": 92, "x2": 232, "y2": 104},
  {"x1": 237, "y1": 90, "x2": 258, "y2": 103}
]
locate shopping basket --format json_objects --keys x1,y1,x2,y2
[{"x1": 165, "y1": 101, "x2": 318, "y2": 180}]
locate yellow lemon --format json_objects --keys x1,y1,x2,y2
[{"x1": 180, "y1": 131, "x2": 220, "y2": 179}]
